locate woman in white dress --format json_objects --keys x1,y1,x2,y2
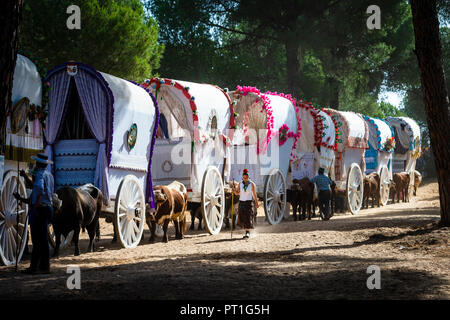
[{"x1": 233, "y1": 168, "x2": 258, "y2": 239}]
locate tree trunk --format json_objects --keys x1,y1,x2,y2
[
  {"x1": 328, "y1": 77, "x2": 340, "y2": 110},
  {"x1": 410, "y1": 0, "x2": 450, "y2": 226},
  {"x1": 0, "y1": 0, "x2": 24, "y2": 154},
  {"x1": 285, "y1": 36, "x2": 301, "y2": 98}
]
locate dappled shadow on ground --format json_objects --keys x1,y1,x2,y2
[
  {"x1": 253, "y1": 206, "x2": 440, "y2": 234},
  {"x1": 0, "y1": 248, "x2": 447, "y2": 300}
]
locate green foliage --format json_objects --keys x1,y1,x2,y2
[{"x1": 19, "y1": 0, "x2": 164, "y2": 80}]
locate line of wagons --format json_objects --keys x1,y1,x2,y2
[{"x1": 0, "y1": 55, "x2": 422, "y2": 265}]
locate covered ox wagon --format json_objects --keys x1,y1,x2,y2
[
  {"x1": 43, "y1": 62, "x2": 158, "y2": 249},
  {"x1": 141, "y1": 77, "x2": 234, "y2": 235},
  {"x1": 0, "y1": 54, "x2": 44, "y2": 266},
  {"x1": 385, "y1": 116, "x2": 421, "y2": 198},
  {"x1": 362, "y1": 115, "x2": 395, "y2": 205},
  {"x1": 290, "y1": 101, "x2": 336, "y2": 181},
  {"x1": 324, "y1": 109, "x2": 369, "y2": 214},
  {"x1": 227, "y1": 86, "x2": 299, "y2": 225}
]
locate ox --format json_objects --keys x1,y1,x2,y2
[
  {"x1": 146, "y1": 181, "x2": 188, "y2": 243},
  {"x1": 290, "y1": 178, "x2": 316, "y2": 220},
  {"x1": 362, "y1": 172, "x2": 380, "y2": 209},
  {"x1": 52, "y1": 184, "x2": 103, "y2": 257},
  {"x1": 392, "y1": 172, "x2": 410, "y2": 203}
]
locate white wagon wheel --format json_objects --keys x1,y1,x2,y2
[
  {"x1": 379, "y1": 165, "x2": 390, "y2": 206},
  {"x1": 48, "y1": 223, "x2": 74, "y2": 249},
  {"x1": 201, "y1": 166, "x2": 225, "y2": 235},
  {"x1": 264, "y1": 168, "x2": 286, "y2": 225},
  {"x1": 0, "y1": 171, "x2": 29, "y2": 266},
  {"x1": 114, "y1": 175, "x2": 146, "y2": 248},
  {"x1": 346, "y1": 163, "x2": 363, "y2": 215}
]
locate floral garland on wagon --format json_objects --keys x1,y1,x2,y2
[
  {"x1": 265, "y1": 91, "x2": 302, "y2": 160},
  {"x1": 144, "y1": 78, "x2": 235, "y2": 147},
  {"x1": 297, "y1": 100, "x2": 340, "y2": 151},
  {"x1": 235, "y1": 85, "x2": 274, "y2": 154}
]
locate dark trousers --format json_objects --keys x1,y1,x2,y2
[
  {"x1": 29, "y1": 206, "x2": 53, "y2": 271},
  {"x1": 318, "y1": 190, "x2": 331, "y2": 218}
]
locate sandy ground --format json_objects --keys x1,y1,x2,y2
[{"x1": 0, "y1": 179, "x2": 448, "y2": 299}]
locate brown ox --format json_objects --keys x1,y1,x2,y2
[
  {"x1": 146, "y1": 181, "x2": 188, "y2": 243},
  {"x1": 392, "y1": 172, "x2": 410, "y2": 203},
  {"x1": 52, "y1": 184, "x2": 103, "y2": 257},
  {"x1": 362, "y1": 172, "x2": 380, "y2": 209},
  {"x1": 413, "y1": 170, "x2": 422, "y2": 196},
  {"x1": 290, "y1": 178, "x2": 316, "y2": 220}
]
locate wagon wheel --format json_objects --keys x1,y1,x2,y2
[
  {"x1": 201, "y1": 166, "x2": 225, "y2": 235},
  {"x1": 47, "y1": 224, "x2": 74, "y2": 249},
  {"x1": 379, "y1": 165, "x2": 390, "y2": 206},
  {"x1": 114, "y1": 175, "x2": 146, "y2": 248},
  {"x1": 0, "y1": 171, "x2": 29, "y2": 266},
  {"x1": 346, "y1": 163, "x2": 363, "y2": 215},
  {"x1": 264, "y1": 168, "x2": 286, "y2": 225}
]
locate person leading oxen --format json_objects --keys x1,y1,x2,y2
[
  {"x1": 310, "y1": 167, "x2": 334, "y2": 220},
  {"x1": 232, "y1": 169, "x2": 258, "y2": 239},
  {"x1": 13, "y1": 153, "x2": 54, "y2": 274},
  {"x1": 146, "y1": 181, "x2": 188, "y2": 243}
]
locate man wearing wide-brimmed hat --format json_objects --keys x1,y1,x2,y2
[{"x1": 14, "y1": 153, "x2": 54, "y2": 274}]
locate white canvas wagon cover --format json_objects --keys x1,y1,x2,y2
[
  {"x1": 228, "y1": 86, "x2": 299, "y2": 155},
  {"x1": 291, "y1": 101, "x2": 336, "y2": 179},
  {"x1": 143, "y1": 77, "x2": 234, "y2": 141},
  {"x1": 386, "y1": 116, "x2": 421, "y2": 154},
  {"x1": 363, "y1": 116, "x2": 395, "y2": 152},
  {"x1": 5, "y1": 54, "x2": 44, "y2": 162},
  {"x1": 44, "y1": 63, "x2": 158, "y2": 205},
  {"x1": 325, "y1": 110, "x2": 369, "y2": 152}
]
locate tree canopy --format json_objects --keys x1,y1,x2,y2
[{"x1": 19, "y1": 0, "x2": 164, "y2": 80}]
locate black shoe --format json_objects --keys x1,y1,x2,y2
[{"x1": 243, "y1": 231, "x2": 250, "y2": 239}]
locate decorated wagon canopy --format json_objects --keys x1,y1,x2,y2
[
  {"x1": 325, "y1": 110, "x2": 369, "y2": 152},
  {"x1": 142, "y1": 77, "x2": 233, "y2": 143},
  {"x1": 292, "y1": 101, "x2": 336, "y2": 179},
  {"x1": 363, "y1": 115, "x2": 395, "y2": 174},
  {"x1": 324, "y1": 109, "x2": 369, "y2": 191},
  {"x1": 228, "y1": 86, "x2": 299, "y2": 156},
  {"x1": 385, "y1": 116, "x2": 421, "y2": 155},
  {"x1": 5, "y1": 54, "x2": 44, "y2": 162},
  {"x1": 43, "y1": 62, "x2": 158, "y2": 204},
  {"x1": 385, "y1": 116, "x2": 421, "y2": 173}
]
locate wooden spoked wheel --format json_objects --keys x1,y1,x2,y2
[
  {"x1": 114, "y1": 175, "x2": 146, "y2": 248},
  {"x1": 346, "y1": 163, "x2": 363, "y2": 215},
  {"x1": 201, "y1": 166, "x2": 225, "y2": 235},
  {"x1": 264, "y1": 168, "x2": 286, "y2": 225},
  {"x1": 0, "y1": 171, "x2": 29, "y2": 266},
  {"x1": 48, "y1": 223, "x2": 74, "y2": 249},
  {"x1": 379, "y1": 165, "x2": 390, "y2": 206}
]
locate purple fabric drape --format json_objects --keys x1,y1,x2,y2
[
  {"x1": 74, "y1": 70, "x2": 110, "y2": 204},
  {"x1": 44, "y1": 71, "x2": 71, "y2": 174}
]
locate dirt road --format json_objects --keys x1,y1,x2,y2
[{"x1": 0, "y1": 179, "x2": 448, "y2": 299}]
